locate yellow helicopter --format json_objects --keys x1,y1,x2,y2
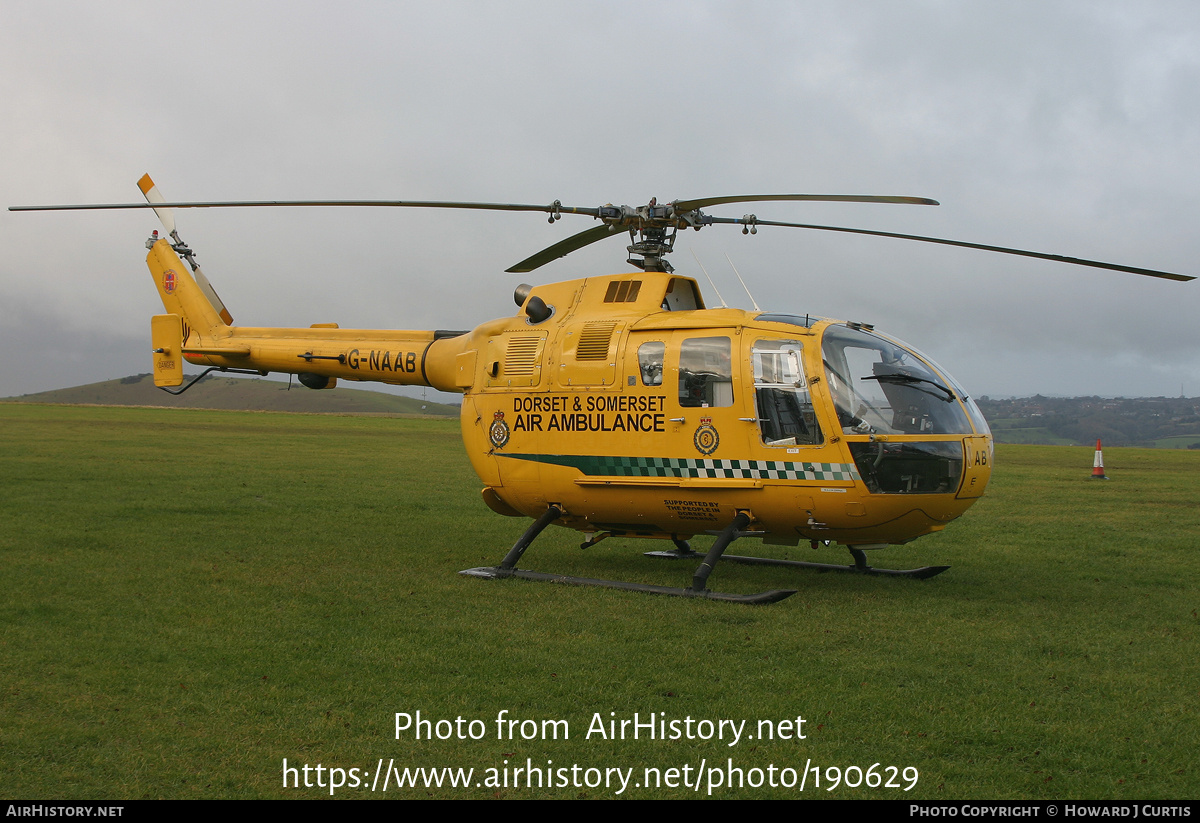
[{"x1": 12, "y1": 176, "x2": 1194, "y2": 604}]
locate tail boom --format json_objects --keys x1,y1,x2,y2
[
  {"x1": 146, "y1": 238, "x2": 470, "y2": 391},
  {"x1": 182, "y1": 325, "x2": 466, "y2": 391}
]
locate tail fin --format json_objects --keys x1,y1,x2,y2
[
  {"x1": 146, "y1": 239, "x2": 226, "y2": 334},
  {"x1": 147, "y1": 239, "x2": 233, "y2": 387}
]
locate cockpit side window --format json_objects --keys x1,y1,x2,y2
[
  {"x1": 678, "y1": 336, "x2": 733, "y2": 407},
  {"x1": 752, "y1": 340, "x2": 822, "y2": 446},
  {"x1": 637, "y1": 341, "x2": 665, "y2": 386}
]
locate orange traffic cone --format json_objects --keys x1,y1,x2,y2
[{"x1": 1091, "y1": 438, "x2": 1108, "y2": 479}]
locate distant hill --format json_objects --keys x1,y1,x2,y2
[
  {"x1": 2, "y1": 373, "x2": 459, "y2": 416},
  {"x1": 976, "y1": 395, "x2": 1200, "y2": 448}
]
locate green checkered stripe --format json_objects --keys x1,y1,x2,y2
[{"x1": 503, "y1": 454, "x2": 860, "y2": 482}]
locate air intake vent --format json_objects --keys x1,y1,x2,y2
[
  {"x1": 576, "y1": 322, "x2": 616, "y2": 361},
  {"x1": 505, "y1": 336, "x2": 541, "y2": 374},
  {"x1": 603, "y1": 280, "x2": 642, "y2": 303}
]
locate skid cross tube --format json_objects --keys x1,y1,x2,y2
[
  {"x1": 692, "y1": 512, "x2": 751, "y2": 593},
  {"x1": 498, "y1": 504, "x2": 563, "y2": 571}
]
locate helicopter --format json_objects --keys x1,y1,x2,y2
[{"x1": 11, "y1": 176, "x2": 1194, "y2": 604}]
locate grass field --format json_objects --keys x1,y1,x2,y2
[{"x1": 2, "y1": 404, "x2": 1197, "y2": 799}]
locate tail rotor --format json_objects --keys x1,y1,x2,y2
[{"x1": 138, "y1": 174, "x2": 233, "y2": 325}]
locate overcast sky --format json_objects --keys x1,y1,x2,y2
[{"x1": 3, "y1": 0, "x2": 1198, "y2": 401}]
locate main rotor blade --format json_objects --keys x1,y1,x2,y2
[
  {"x1": 15, "y1": 189, "x2": 1187, "y2": 281},
  {"x1": 8, "y1": 195, "x2": 941, "y2": 214},
  {"x1": 674, "y1": 194, "x2": 939, "y2": 211},
  {"x1": 9, "y1": 199, "x2": 598, "y2": 216},
  {"x1": 719, "y1": 217, "x2": 1194, "y2": 282},
  {"x1": 506, "y1": 225, "x2": 618, "y2": 273}
]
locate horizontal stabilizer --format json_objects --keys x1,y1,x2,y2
[{"x1": 181, "y1": 344, "x2": 252, "y2": 357}]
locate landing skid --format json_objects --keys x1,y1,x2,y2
[
  {"x1": 458, "y1": 506, "x2": 797, "y2": 604},
  {"x1": 459, "y1": 566, "x2": 796, "y2": 604},
  {"x1": 643, "y1": 547, "x2": 950, "y2": 579}
]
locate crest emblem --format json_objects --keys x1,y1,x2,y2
[
  {"x1": 489, "y1": 410, "x2": 511, "y2": 449},
  {"x1": 693, "y1": 419, "x2": 720, "y2": 455},
  {"x1": 162, "y1": 269, "x2": 177, "y2": 294}
]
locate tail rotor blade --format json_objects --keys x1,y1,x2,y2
[
  {"x1": 137, "y1": 173, "x2": 176, "y2": 235},
  {"x1": 138, "y1": 174, "x2": 234, "y2": 324},
  {"x1": 192, "y1": 265, "x2": 234, "y2": 325}
]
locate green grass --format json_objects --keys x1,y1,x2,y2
[{"x1": 1, "y1": 405, "x2": 1197, "y2": 799}]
